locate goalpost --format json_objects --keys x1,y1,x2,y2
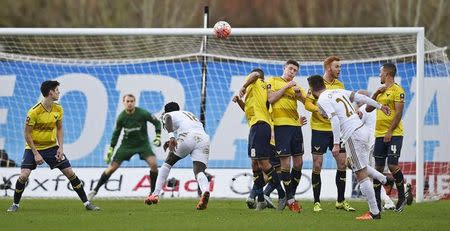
[{"x1": 0, "y1": 27, "x2": 448, "y2": 202}]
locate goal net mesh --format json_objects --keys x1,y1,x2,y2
[{"x1": 0, "y1": 32, "x2": 448, "y2": 199}]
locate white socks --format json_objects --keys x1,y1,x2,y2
[
  {"x1": 196, "y1": 172, "x2": 210, "y2": 194},
  {"x1": 366, "y1": 165, "x2": 387, "y2": 184},
  {"x1": 153, "y1": 163, "x2": 172, "y2": 196},
  {"x1": 152, "y1": 164, "x2": 210, "y2": 196},
  {"x1": 359, "y1": 177, "x2": 380, "y2": 215}
]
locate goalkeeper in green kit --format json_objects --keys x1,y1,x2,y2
[{"x1": 88, "y1": 94, "x2": 162, "y2": 200}]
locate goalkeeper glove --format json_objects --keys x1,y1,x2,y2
[
  {"x1": 153, "y1": 134, "x2": 161, "y2": 147},
  {"x1": 104, "y1": 146, "x2": 114, "y2": 164}
]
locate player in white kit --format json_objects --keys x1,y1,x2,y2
[
  {"x1": 145, "y1": 102, "x2": 211, "y2": 210},
  {"x1": 356, "y1": 91, "x2": 395, "y2": 210},
  {"x1": 307, "y1": 75, "x2": 391, "y2": 220}
]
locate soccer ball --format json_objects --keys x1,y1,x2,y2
[{"x1": 213, "y1": 21, "x2": 231, "y2": 39}]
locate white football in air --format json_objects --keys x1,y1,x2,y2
[{"x1": 213, "y1": 21, "x2": 231, "y2": 39}]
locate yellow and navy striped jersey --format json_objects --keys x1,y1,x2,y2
[
  {"x1": 267, "y1": 77, "x2": 305, "y2": 126},
  {"x1": 244, "y1": 75, "x2": 271, "y2": 127},
  {"x1": 305, "y1": 78, "x2": 345, "y2": 131},
  {"x1": 25, "y1": 102, "x2": 63, "y2": 150},
  {"x1": 375, "y1": 83, "x2": 405, "y2": 137}
]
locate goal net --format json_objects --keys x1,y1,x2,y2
[{"x1": 0, "y1": 28, "x2": 448, "y2": 200}]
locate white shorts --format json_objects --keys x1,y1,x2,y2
[
  {"x1": 174, "y1": 132, "x2": 210, "y2": 165},
  {"x1": 345, "y1": 126, "x2": 371, "y2": 172}
]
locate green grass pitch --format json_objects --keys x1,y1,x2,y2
[{"x1": 1, "y1": 198, "x2": 449, "y2": 231}]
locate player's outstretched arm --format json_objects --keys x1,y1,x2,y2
[
  {"x1": 365, "y1": 86, "x2": 386, "y2": 112},
  {"x1": 304, "y1": 90, "x2": 320, "y2": 113},
  {"x1": 232, "y1": 95, "x2": 245, "y2": 111},
  {"x1": 352, "y1": 92, "x2": 381, "y2": 110},
  {"x1": 105, "y1": 119, "x2": 122, "y2": 163},
  {"x1": 351, "y1": 91, "x2": 391, "y2": 116},
  {"x1": 163, "y1": 114, "x2": 177, "y2": 152},
  {"x1": 148, "y1": 113, "x2": 162, "y2": 134},
  {"x1": 110, "y1": 119, "x2": 123, "y2": 149},
  {"x1": 268, "y1": 80, "x2": 296, "y2": 104},
  {"x1": 294, "y1": 87, "x2": 306, "y2": 104},
  {"x1": 239, "y1": 69, "x2": 263, "y2": 98},
  {"x1": 148, "y1": 112, "x2": 162, "y2": 147}
]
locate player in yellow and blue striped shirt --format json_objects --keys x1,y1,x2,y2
[
  {"x1": 304, "y1": 56, "x2": 355, "y2": 212},
  {"x1": 267, "y1": 60, "x2": 306, "y2": 213},
  {"x1": 6, "y1": 80, "x2": 99, "y2": 212},
  {"x1": 366, "y1": 63, "x2": 412, "y2": 212},
  {"x1": 238, "y1": 68, "x2": 284, "y2": 211}
]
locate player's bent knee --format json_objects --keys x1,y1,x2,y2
[
  {"x1": 20, "y1": 169, "x2": 31, "y2": 179},
  {"x1": 165, "y1": 152, "x2": 181, "y2": 166},
  {"x1": 313, "y1": 162, "x2": 322, "y2": 172},
  {"x1": 105, "y1": 167, "x2": 117, "y2": 175},
  {"x1": 61, "y1": 167, "x2": 75, "y2": 177},
  {"x1": 256, "y1": 159, "x2": 269, "y2": 170},
  {"x1": 355, "y1": 170, "x2": 369, "y2": 182},
  {"x1": 149, "y1": 165, "x2": 158, "y2": 172},
  {"x1": 193, "y1": 161, "x2": 207, "y2": 175},
  {"x1": 251, "y1": 160, "x2": 259, "y2": 169},
  {"x1": 18, "y1": 175, "x2": 28, "y2": 183},
  {"x1": 148, "y1": 161, "x2": 158, "y2": 169},
  {"x1": 388, "y1": 165, "x2": 400, "y2": 173}
]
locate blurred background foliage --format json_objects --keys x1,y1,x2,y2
[{"x1": 0, "y1": 0, "x2": 448, "y2": 56}]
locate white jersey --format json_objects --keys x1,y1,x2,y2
[
  {"x1": 358, "y1": 103, "x2": 379, "y2": 167},
  {"x1": 317, "y1": 89, "x2": 363, "y2": 142},
  {"x1": 163, "y1": 110, "x2": 210, "y2": 165},
  {"x1": 359, "y1": 104, "x2": 376, "y2": 133},
  {"x1": 163, "y1": 110, "x2": 206, "y2": 136}
]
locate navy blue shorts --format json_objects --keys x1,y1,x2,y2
[
  {"x1": 248, "y1": 122, "x2": 272, "y2": 160},
  {"x1": 373, "y1": 136, "x2": 403, "y2": 166},
  {"x1": 21, "y1": 146, "x2": 71, "y2": 170},
  {"x1": 269, "y1": 144, "x2": 281, "y2": 168},
  {"x1": 274, "y1": 125, "x2": 304, "y2": 157},
  {"x1": 311, "y1": 130, "x2": 345, "y2": 155}
]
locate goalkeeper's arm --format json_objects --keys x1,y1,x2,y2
[
  {"x1": 110, "y1": 121, "x2": 122, "y2": 148},
  {"x1": 148, "y1": 113, "x2": 162, "y2": 147}
]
